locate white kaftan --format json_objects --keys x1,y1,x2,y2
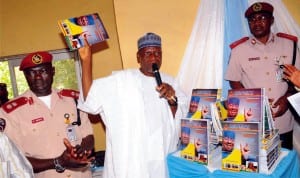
[
  {"x1": 0, "y1": 132, "x2": 34, "y2": 178},
  {"x1": 78, "y1": 69, "x2": 187, "y2": 178}
]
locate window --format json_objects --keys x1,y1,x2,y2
[{"x1": 0, "y1": 49, "x2": 81, "y2": 98}]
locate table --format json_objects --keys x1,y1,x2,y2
[{"x1": 167, "y1": 149, "x2": 300, "y2": 178}]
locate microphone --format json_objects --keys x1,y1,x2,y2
[
  {"x1": 152, "y1": 63, "x2": 177, "y2": 103},
  {"x1": 152, "y1": 63, "x2": 162, "y2": 86}
]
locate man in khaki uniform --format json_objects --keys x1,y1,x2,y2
[
  {"x1": 1, "y1": 51, "x2": 94, "y2": 178},
  {"x1": 225, "y1": 2, "x2": 300, "y2": 149}
]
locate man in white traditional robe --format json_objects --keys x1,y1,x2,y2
[
  {"x1": 0, "y1": 118, "x2": 34, "y2": 178},
  {"x1": 78, "y1": 32, "x2": 188, "y2": 178}
]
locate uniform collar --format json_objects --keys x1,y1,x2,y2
[
  {"x1": 249, "y1": 33, "x2": 275, "y2": 45},
  {"x1": 28, "y1": 89, "x2": 59, "y2": 106}
]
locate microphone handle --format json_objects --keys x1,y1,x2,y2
[
  {"x1": 152, "y1": 64, "x2": 177, "y2": 103},
  {"x1": 153, "y1": 70, "x2": 162, "y2": 86}
]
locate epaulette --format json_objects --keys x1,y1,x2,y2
[
  {"x1": 230, "y1": 37, "x2": 249, "y2": 49},
  {"x1": 2, "y1": 97, "x2": 32, "y2": 113},
  {"x1": 277, "y1": 32, "x2": 298, "y2": 42},
  {"x1": 58, "y1": 89, "x2": 79, "y2": 100}
]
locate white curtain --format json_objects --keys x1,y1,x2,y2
[{"x1": 176, "y1": 0, "x2": 224, "y2": 98}]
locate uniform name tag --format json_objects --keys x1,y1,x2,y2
[
  {"x1": 248, "y1": 57, "x2": 260, "y2": 61},
  {"x1": 32, "y1": 117, "x2": 44, "y2": 124}
]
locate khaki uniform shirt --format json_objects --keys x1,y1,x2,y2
[
  {"x1": 1, "y1": 89, "x2": 93, "y2": 178},
  {"x1": 225, "y1": 33, "x2": 300, "y2": 134}
]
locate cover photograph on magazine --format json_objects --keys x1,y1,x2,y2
[
  {"x1": 186, "y1": 89, "x2": 221, "y2": 120},
  {"x1": 224, "y1": 88, "x2": 265, "y2": 122},
  {"x1": 221, "y1": 122, "x2": 260, "y2": 173},
  {"x1": 58, "y1": 13, "x2": 109, "y2": 50},
  {"x1": 179, "y1": 119, "x2": 209, "y2": 165}
]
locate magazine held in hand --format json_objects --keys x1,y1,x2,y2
[{"x1": 58, "y1": 13, "x2": 109, "y2": 50}]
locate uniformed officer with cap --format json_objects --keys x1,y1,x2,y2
[
  {"x1": 225, "y1": 2, "x2": 300, "y2": 149},
  {"x1": 0, "y1": 51, "x2": 95, "y2": 178}
]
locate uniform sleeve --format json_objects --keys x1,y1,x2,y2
[{"x1": 225, "y1": 49, "x2": 243, "y2": 82}]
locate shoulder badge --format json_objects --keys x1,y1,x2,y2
[
  {"x1": 230, "y1": 37, "x2": 249, "y2": 49},
  {"x1": 59, "y1": 89, "x2": 79, "y2": 99},
  {"x1": 277, "y1": 32, "x2": 298, "y2": 42},
  {"x1": 2, "y1": 97, "x2": 31, "y2": 113}
]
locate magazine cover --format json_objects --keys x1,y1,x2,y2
[
  {"x1": 58, "y1": 13, "x2": 109, "y2": 50},
  {"x1": 179, "y1": 119, "x2": 209, "y2": 165},
  {"x1": 225, "y1": 88, "x2": 265, "y2": 122},
  {"x1": 186, "y1": 89, "x2": 221, "y2": 119},
  {"x1": 221, "y1": 122, "x2": 260, "y2": 173}
]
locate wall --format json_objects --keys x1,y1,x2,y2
[
  {"x1": 114, "y1": 0, "x2": 200, "y2": 76},
  {"x1": 0, "y1": 0, "x2": 123, "y2": 151},
  {"x1": 283, "y1": 0, "x2": 300, "y2": 24}
]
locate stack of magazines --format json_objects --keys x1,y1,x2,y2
[
  {"x1": 177, "y1": 88, "x2": 282, "y2": 174},
  {"x1": 259, "y1": 129, "x2": 281, "y2": 174}
]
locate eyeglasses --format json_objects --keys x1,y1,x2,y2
[
  {"x1": 248, "y1": 15, "x2": 270, "y2": 24},
  {"x1": 142, "y1": 51, "x2": 162, "y2": 58}
]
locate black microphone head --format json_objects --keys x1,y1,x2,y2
[{"x1": 152, "y1": 63, "x2": 159, "y2": 72}]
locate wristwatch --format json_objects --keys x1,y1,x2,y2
[{"x1": 54, "y1": 158, "x2": 65, "y2": 173}]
